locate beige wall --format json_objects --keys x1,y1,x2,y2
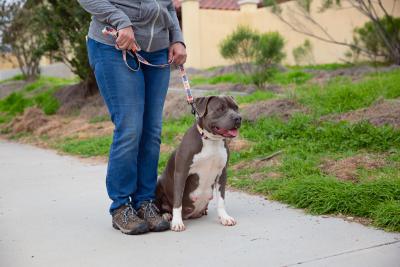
[
  {"x1": 0, "y1": 53, "x2": 19, "y2": 70},
  {"x1": 182, "y1": 0, "x2": 400, "y2": 68},
  {"x1": 0, "y1": 53, "x2": 52, "y2": 71}
]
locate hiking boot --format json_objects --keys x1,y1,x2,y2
[
  {"x1": 112, "y1": 204, "x2": 149, "y2": 235},
  {"x1": 137, "y1": 200, "x2": 170, "y2": 232}
]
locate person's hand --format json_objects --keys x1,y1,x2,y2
[
  {"x1": 116, "y1": 26, "x2": 138, "y2": 51},
  {"x1": 169, "y1": 42, "x2": 187, "y2": 65}
]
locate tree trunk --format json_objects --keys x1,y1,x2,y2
[{"x1": 82, "y1": 70, "x2": 98, "y2": 98}]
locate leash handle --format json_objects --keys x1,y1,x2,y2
[
  {"x1": 102, "y1": 26, "x2": 198, "y2": 117},
  {"x1": 102, "y1": 26, "x2": 141, "y2": 52},
  {"x1": 102, "y1": 26, "x2": 172, "y2": 70}
]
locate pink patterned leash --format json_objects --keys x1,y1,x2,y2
[{"x1": 102, "y1": 26, "x2": 198, "y2": 116}]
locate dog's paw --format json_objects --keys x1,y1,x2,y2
[
  {"x1": 219, "y1": 215, "x2": 236, "y2": 226},
  {"x1": 171, "y1": 219, "x2": 186, "y2": 232}
]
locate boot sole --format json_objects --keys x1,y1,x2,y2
[
  {"x1": 150, "y1": 221, "x2": 171, "y2": 232},
  {"x1": 113, "y1": 222, "x2": 149, "y2": 235}
]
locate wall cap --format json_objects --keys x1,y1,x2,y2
[{"x1": 238, "y1": 0, "x2": 259, "y2": 5}]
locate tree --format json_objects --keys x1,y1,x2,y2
[
  {"x1": 33, "y1": 0, "x2": 98, "y2": 96},
  {"x1": 264, "y1": 0, "x2": 400, "y2": 65},
  {"x1": 0, "y1": 1, "x2": 45, "y2": 80}
]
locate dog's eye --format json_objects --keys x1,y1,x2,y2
[{"x1": 218, "y1": 105, "x2": 226, "y2": 112}]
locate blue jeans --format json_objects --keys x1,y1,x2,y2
[{"x1": 87, "y1": 38, "x2": 170, "y2": 213}]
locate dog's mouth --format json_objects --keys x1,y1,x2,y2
[{"x1": 212, "y1": 126, "x2": 239, "y2": 138}]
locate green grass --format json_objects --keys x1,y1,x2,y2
[
  {"x1": 190, "y1": 69, "x2": 312, "y2": 87},
  {"x1": 235, "y1": 90, "x2": 276, "y2": 104},
  {"x1": 289, "y1": 63, "x2": 355, "y2": 71},
  {"x1": 161, "y1": 116, "x2": 193, "y2": 145},
  {"x1": 0, "y1": 74, "x2": 25, "y2": 84},
  {"x1": 373, "y1": 200, "x2": 400, "y2": 231},
  {"x1": 269, "y1": 70, "x2": 313, "y2": 85},
  {"x1": 294, "y1": 69, "x2": 400, "y2": 115},
  {"x1": 0, "y1": 76, "x2": 75, "y2": 117},
  {"x1": 0, "y1": 92, "x2": 33, "y2": 115},
  {"x1": 57, "y1": 136, "x2": 112, "y2": 157},
  {"x1": 190, "y1": 73, "x2": 253, "y2": 86}
]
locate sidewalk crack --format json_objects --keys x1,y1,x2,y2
[{"x1": 284, "y1": 240, "x2": 400, "y2": 266}]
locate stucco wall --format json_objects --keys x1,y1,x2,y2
[{"x1": 182, "y1": 0, "x2": 399, "y2": 68}]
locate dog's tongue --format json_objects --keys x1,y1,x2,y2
[
  {"x1": 226, "y1": 128, "x2": 238, "y2": 137},
  {"x1": 215, "y1": 127, "x2": 239, "y2": 138}
]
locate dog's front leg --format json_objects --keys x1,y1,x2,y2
[
  {"x1": 216, "y1": 167, "x2": 236, "y2": 226},
  {"x1": 171, "y1": 167, "x2": 189, "y2": 232}
]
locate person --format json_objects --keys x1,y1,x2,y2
[{"x1": 78, "y1": 0, "x2": 187, "y2": 235}]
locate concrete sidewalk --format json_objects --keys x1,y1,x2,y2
[{"x1": 0, "y1": 140, "x2": 399, "y2": 267}]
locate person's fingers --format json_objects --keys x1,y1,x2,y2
[
  {"x1": 168, "y1": 47, "x2": 174, "y2": 62},
  {"x1": 127, "y1": 42, "x2": 135, "y2": 52},
  {"x1": 174, "y1": 52, "x2": 187, "y2": 65},
  {"x1": 116, "y1": 28, "x2": 136, "y2": 50}
]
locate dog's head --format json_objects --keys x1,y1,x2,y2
[{"x1": 194, "y1": 95, "x2": 241, "y2": 138}]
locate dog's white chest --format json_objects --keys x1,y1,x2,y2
[{"x1": 188, "y1": 139, "x2": 227, "y2": 214}]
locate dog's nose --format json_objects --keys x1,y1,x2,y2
[{"x1": 234, "y1": 116, "x2": 242, "y2": 127}]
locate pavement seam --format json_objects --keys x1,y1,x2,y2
[{"x1": 284, "y1": 240, "x2": 400, "y2": 266}]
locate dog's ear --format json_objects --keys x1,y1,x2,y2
[
  {"x1": 224, "y1": 95, "x2": 239, "y2": 110},
  {"x1": 194, "y1": 96, "x2": 213, "y2": 117}
]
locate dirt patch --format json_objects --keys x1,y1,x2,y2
[
  {"x1": 163, "y1": 92, "x2": 192, "y2": 119},
  {"x1": 232, "y1": 153, "x2": 283, "y2": 182},
  {"x1": 241, "y1": 99, "x2": 307, "y2": 121},
  {"x1": 323, "y1": 99, "x2": 400, "y2": 128},
  {"x1": 160, "y1": 143, "x2": 174, "y2": 153},
  {"x1": 55, "y1": 83, "x2": 88, "y2": 115},
  {"x1": 335, "y1": 214, "x2": 373, "y2": 227},
  {"x1": 0, "y1": 80, "x2": 29, "y2": 99},
  {"x1": 249, "y1": 171, "x2": 283, "y2": 181},
  {"x1": 232, "y1": 156, "x2": 281, "y2": 172},
  {"x1": 10, "y1": 108, "x2": 49, "y2": 134},
  {"x1": 320, "y1": 154, "x2": 386, "y2": 182},
  {"x1": 39, "y1": 117, "x2": 114, "y2": 139},
  {"x1": 55, "y1": 84, "x2": 108, "y2": 120},
  {"x1": 227, "y1": 138, "x2": 253, "y2": 152}
]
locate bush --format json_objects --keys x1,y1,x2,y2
[
  {"x1": 292, "y1": 39, "x2": 314, "y2": 65},
  {"x1": 220, "y1": 26, "x2": 285, "y2": 86},
  {"x1": 351, "y1": 16, "x2": 400, "y2": 64}
]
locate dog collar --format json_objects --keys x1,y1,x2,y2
[{"x1": 196, "y1": 124, "x2": 224, "y2": 141}]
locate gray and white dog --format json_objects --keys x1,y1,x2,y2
[{"x1": 156, "y1": 95, "x2": 242, "y2": 231}]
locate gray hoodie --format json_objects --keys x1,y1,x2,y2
[{"x1": 78, "y1": 0, "x2": 184, "y2": 52}]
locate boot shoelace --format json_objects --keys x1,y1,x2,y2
[
  {"x1": 122, "y1": 204, "x2": 138, "y2": 225},
  {"x1": 142, "y1": 201, "x2": 160, "y2": 219}
]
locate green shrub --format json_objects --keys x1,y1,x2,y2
[
  {"x1": 292, "y1": 39, "x2": 314, "y2": 65},
  {"x1": 219, "y1": 26, "x2": 258, "y2": 71},
  {"x1": 220, "y1": 26, "x2": 286, "y2": 86},
  {"x1": 34, "y1": 91, "x2": 60, "y2": 115},
  {"x1": 351, "y1": 16, "x2": 400, "y2": 64},
  {"x1": 0, "y1": 92, "x2": 33, "y2": 115}
]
